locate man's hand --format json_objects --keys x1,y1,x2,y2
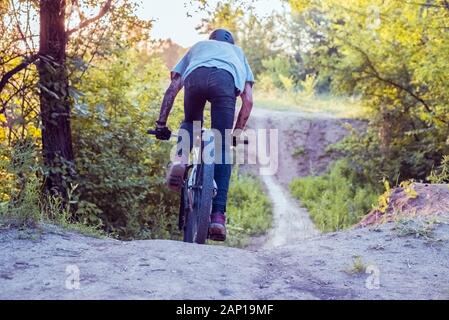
[{"x1": 154, "y1": 123, "x2": 172, "y2": 141}]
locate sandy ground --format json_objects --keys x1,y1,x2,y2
[
  {"x1": 2, "y1": 107, "x2": 448, "y2": 300},
  {"x1": 259, "y1": 174, "x2": 318, "y2": 248},
  {"x1": 1, "y1": 217, "x2": 448, "y2": 299}
]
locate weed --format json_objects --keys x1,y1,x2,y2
[
  {"x1": 292, "y1": 146, "x2": 306, "y2": 158},
  {"x1": 345, "y1": 256, "x2": 367, "y2": 275},
  {"x1": 400, "y1": 180, "x2": 418, "y2": 199},
  {"x1": 395, "y1": 218, "x2": 437, "y2": 240}
]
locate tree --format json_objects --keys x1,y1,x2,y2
[
  {"x1": 1, "y1": 0, "x2": 150, "y2": 197},
  {"x1": 196, "y1": 1, "x2": 243, "y2": 40},
  {"x1": 288, "y1": 0, "x2": 449, "y2": 182},
  {"x1": 196, "y1": 0, "x2": 281, "y2": 78}
]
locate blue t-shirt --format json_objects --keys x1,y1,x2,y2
[{"x1": 172, "y1": 40, "x2": 254, "y2": 93}]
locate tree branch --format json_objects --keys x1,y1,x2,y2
[
  {"x1": 0, "y1": 54, "x2": 39, "y2": 96},
  {"x1": 1, "y1": 84, "x2": 34, "y2": 114},
  {"x1": 66, "y1": 0, "x2": 113, "y2": 36},
  {"x1": 346, "y1": 42, "x2": 448, "y2": 124}
]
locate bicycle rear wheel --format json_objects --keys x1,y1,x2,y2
[{"x1": 183, "y1": 163, "x2": 214, "y2": 244}]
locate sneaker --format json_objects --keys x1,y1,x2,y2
[
  {"x1": 166, "y1": 155, "x2": 188, "y2": 192},
  {"x1": 208, "y1": 212, "x2": 226, "y2": 241}
]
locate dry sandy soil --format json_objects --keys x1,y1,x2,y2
[
  {"x1": 1, "y1": 108, "x2": 448, "y2": 300},
  {"x1": 1, "y1": 215, "x2": 448, "y2": 299}
]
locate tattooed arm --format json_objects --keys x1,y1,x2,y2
[
  {"x1": 233, "y1": 82, "x2": 254, "y2": 131},
  {"x1": 156, "y1": 73, "x2": 183, "y2": 127}
]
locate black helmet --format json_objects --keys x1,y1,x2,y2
[{"x1": 209, "y1": 28, "x2": 235, "y2": 45}]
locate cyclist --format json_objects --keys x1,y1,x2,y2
[{"x1": 153, "y1": 28, "x2": 254, "y2": 241}]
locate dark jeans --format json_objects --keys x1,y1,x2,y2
[{"x1": 179, "y1": 67, "x2": 237, "y2": 213}]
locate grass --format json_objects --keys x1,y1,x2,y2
[
  {"x1": 1, "y1": 180, "x2": 106, "y2": 239},
  {"x1": 290, "y1": 159, "x2": 379, "y2": 232},
  {"x1": 1, "y1": 167, "x2": 269, "y2": 244},
  {"x1": 292, "y1": 146, "x2": 306, "y2": 158},
  {"x1": 56, "y1": 220, "x2": 106, "y2": 238},
  {"x1": 222, "y1": 170, "x2": 272, "y2": 248},
  {"x1": 345, "y1": 255, "x2": 367, "y2": 275},
  {"x1": 393, "y1": 216, "x2": 449, "y2": 246},
  {"x1": 254, "y1": 90, "x2": 369, "y2": 119},
  {"x1": 394, "y1": 217, "x2": 441, "y2": 241}
]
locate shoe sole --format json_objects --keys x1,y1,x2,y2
[
  {"x1": 167, "y1": 163, "x2": 186, "y2": 192},
  {"x1": 208, "y1": 223, "x2": 226, "y2": 242}
]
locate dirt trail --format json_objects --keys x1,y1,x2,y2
[
  {"x1": 2, "y1": 217, "x2": 449, "y2": 299},
  {"x1": 260, "y1": 174, "x2": 318, "y2": 248},
  {"x1": 245, "y1": 108, "x2": 362, "y2": 248},
  {"x1": 2, "y1": 108, "x2": 449, "y2": 300}
]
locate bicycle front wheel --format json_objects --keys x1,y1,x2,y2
[{"x1": 184, "y1": 163, "x2": 214, "y2": 244}]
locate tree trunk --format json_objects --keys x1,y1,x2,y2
[{"x1": 38, "y1": 0, "x2": 74, "y2": 196}]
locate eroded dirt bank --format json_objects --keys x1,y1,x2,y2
[{"x1": 246, "y1": 108, "x2": 365, "y2": 186}]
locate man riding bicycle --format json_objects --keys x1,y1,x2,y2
[{"x1": 153, "y1": 28, "x2": 254, "y2": 241}]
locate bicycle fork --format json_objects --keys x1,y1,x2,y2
[{"x1": 186, "y1": 166, "x2": 218, "y2": 212}]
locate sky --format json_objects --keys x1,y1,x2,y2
[{"x1": 133, "y1": 0, "x2": 287, "y2": 47}]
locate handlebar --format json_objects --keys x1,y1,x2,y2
[
  {"x1": 147, "y1": 129, "x2": 249, "y2": 146},
  {"x1": 147, "y1": 129, "x2": 177, "y2": 139}
]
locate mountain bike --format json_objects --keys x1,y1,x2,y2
[{"x1": 148, "y1": 129, "x2": 247, "y2": 244}]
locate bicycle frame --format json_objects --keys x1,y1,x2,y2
[
  {"x1": 148, "y1": 128, "x2": 242, "y2": 244},
  {"x1": 179, "y1": 130, "x2": 217, "y2": 243}
]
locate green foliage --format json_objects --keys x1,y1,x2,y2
[
  {"x1": 258, "y1": 56, "x2": 295, "y2": 91},
  {"x1": 345, "y1": 256, "x2": 367, "y2": 275},
  {"x1": 71, "y1": 48, "x2": 183, "y2": 240},
  {"x1": 288, "y1": 0, "x2": 449, "y2": 186},
  {"x1": 197, "y1": 1, "x2": 281, "y2": 77},
  {"x1": 239, "y1": 14, "x2": 282, "y2": 77},
  {"x1": 290, "y1": 159, "x2": 379, "y2": 232},
  {"x1": 295, "y1": 74, "x2": 317, "y2": 100},
  {"x1": 292, "y1": 146, "x2": 306, "y2": 158},
  {"x1": 224, "y1": 171, "x2": 272, "y2": 247},
  {"x1": 428, "y1": 156, "x2": 449, "y2": 184},
  {"x1": 0, "y1": 139, "x2": 42, "y2": 226},
  {"x1": 2, "y1": 1, "x2": 271, "y2": 246},
  {"x1": 196, "y1": 1, "x2": 243, "y2": 37}
]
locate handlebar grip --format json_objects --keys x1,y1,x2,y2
[
  {"x1": 233, "y1": 136, "x2": 249, "y2": 147},
  {"x1": 147, "y1": 130, "x2": 157, "y2": 135}
]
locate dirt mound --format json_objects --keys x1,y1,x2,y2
[
  {"x1": 2, "y1": 218, "x2": 449, "y2": 299},
  {"x1": 359, "y1": 183, "x2": 449, "y2": 227}
]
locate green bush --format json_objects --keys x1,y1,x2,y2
[
  {"x1": 428, "y1": 155, "x2": 449, "y2": 184},
  {"x1": 1, "y1": 47, "x2": 273, "y2": 245},
  {"x1": 289, "y1": 1, "x2": 449, "y2": 191},
  {"x1": 259, "y1": 56, "x2": 295, "y2": 90},
  {"x1": 70, "y1": 49, "x2": 183, "y2": 240},
  {"x1": 224, "y1": 171, "x2": 272, "y2": 247},
  {"x1": 290, "y1": 159, "x2": 379, "y2": 232},
  {"x1": 0, "y1": 139, "x2": 42, "y2": 226}
]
